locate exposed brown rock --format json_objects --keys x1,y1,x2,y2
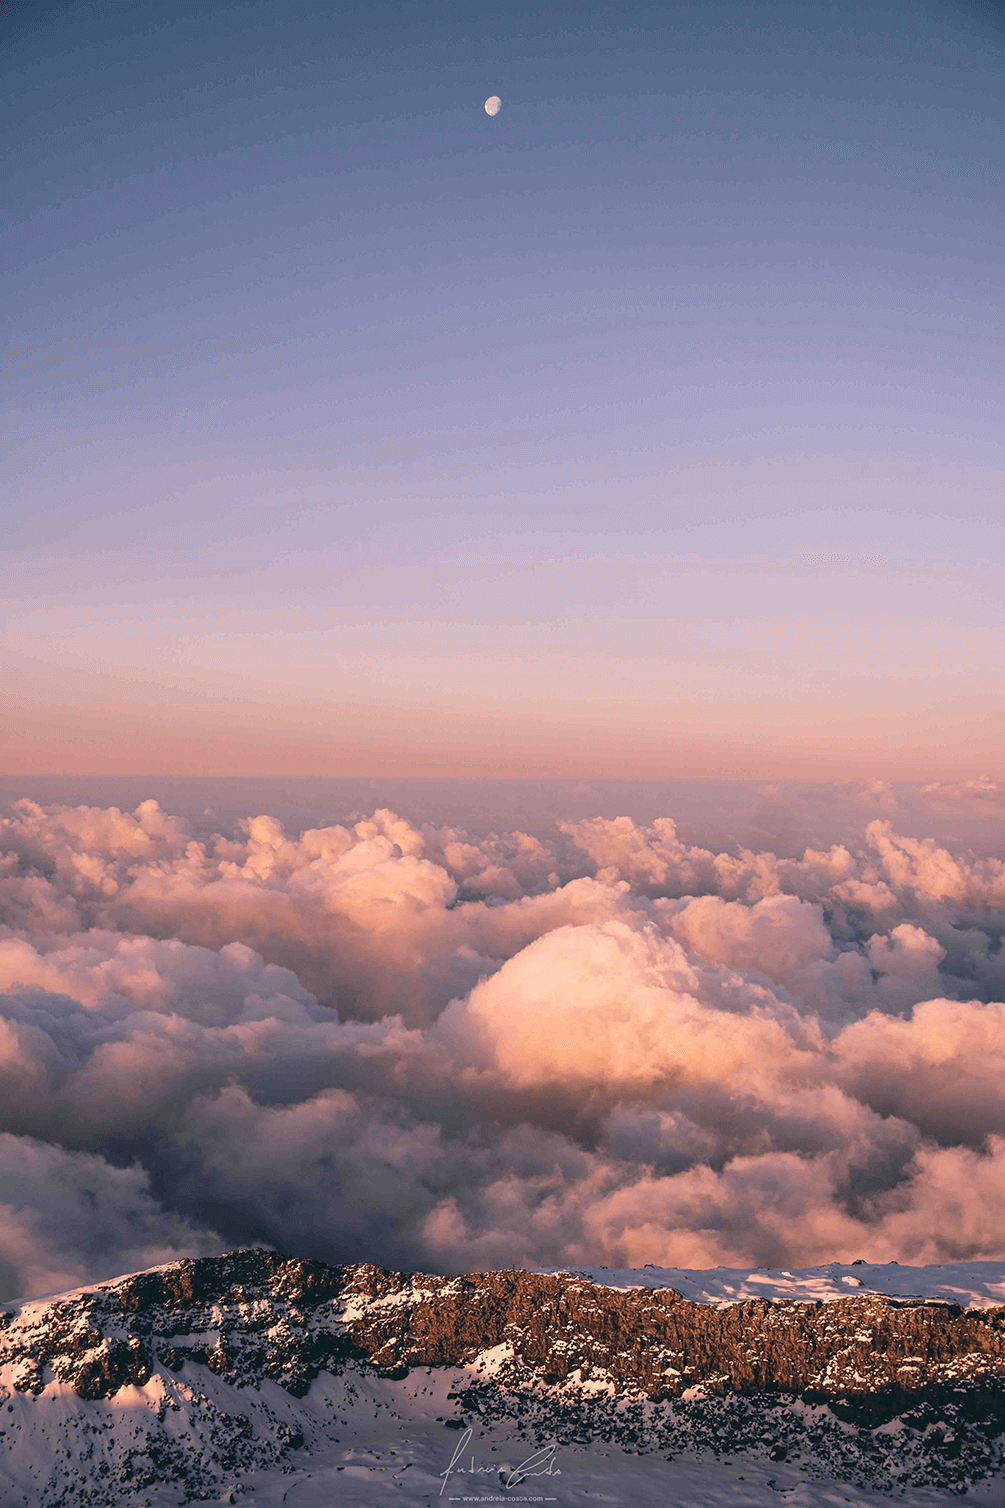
[
  {"x1": 5, "y1": 1251, "x2": 1005, "y2": 1414},
  {"x1": 64, "y1": 1337, "x2": 152, "y2": 1401},
  {"x1": 4, "y1": 1250, "x2": 1005, "y2": 1503},
  {"x1": 337, "y1": 1263, "x2": 1005, "y2": 1422}
]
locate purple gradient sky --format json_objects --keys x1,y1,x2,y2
[{"x1": 4, "y1": 0, "x2": 1003, "y2": 777}]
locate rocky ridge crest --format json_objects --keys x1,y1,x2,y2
[{"x1": 2, "y1": 1249, "x2": 1005, "y2": 1504}]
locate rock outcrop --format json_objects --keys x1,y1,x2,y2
[{"x1": 2, "y1": 1249, "x2": 1004, "y2": 1505}]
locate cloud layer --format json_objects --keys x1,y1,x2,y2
[{"x1": 1, "y1": 791, "x2": 1005, "y2": 1299}]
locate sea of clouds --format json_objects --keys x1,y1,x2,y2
[{"x1": 2, "y1": 779, "x2": 1005, "y2": 1302}]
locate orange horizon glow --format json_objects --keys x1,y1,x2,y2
[{"x1": 4, "y1": 689, "x2": 1001, "y2": 783}]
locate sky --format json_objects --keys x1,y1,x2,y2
[{"x1": 3, "y1": 0, "x2": 1004, "y2": 777}]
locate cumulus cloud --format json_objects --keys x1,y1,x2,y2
[
  {"x1": 922, "y1": 776, "x2": 1005, "y2": 809},
  {"x1": 0, "y1": 1133, "x2": 219, "y2": 1304},
  {"x1": 0, "y1": 788, "x2": 1004, "y2": 1299}
]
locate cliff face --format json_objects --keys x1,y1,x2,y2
[{"x1": 2, "y1": 1249, "x2": 1004, "y2": 1506}]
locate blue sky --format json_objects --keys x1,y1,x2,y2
[{"x1": 3, "y1": 0, "x2": 1003, "y2": 775}]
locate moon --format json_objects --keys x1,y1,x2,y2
[{"x1": 484, "y1": 96, "x2": 501, "y2": 117}]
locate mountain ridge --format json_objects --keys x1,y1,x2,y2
[{"x1": 3, "y1": 1249, "x2": 1005, "y2": 1506}]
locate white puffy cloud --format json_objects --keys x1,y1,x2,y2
[
  {"x1": 659, "y1": 892, "x2": 834, "y2": 989},
  {"x1": 922, "y1": 776, "x2": 1005, "y2": 809},
  {"x1": 442, "y1": 920, "x2": 821, "y2": 1094},
  {"x1": 0, "y1": 1132, "x2": 219, "y2": 1303},
  {"x1": 0, "y1": 788, "x2": 1004, "y2": 1299}
]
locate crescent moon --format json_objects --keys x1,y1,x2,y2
[{"x1": 484, "y1": 96, "x2": 501, "y2": 117}]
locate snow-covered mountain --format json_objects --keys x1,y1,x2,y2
[
  {"x1": 3, "y1": 1249, "x2": 1005, "y2": 1507},
  {"x1": 536, "y1": 1259, "x2": 1005, "y2": 1308}
]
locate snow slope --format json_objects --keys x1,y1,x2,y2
[
  {"x1": 535, "y1": 1261, "x2": 1005, "y2": 1309},
  {"x1": 1, "y1": 1362, "x2": 998, "y2": 1508}
]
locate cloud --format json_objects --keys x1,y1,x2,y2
[
  {"x1": 0, "y1": 789, "x2": 1004, "y2": 1299},
  {"x1": 0, "y1": 1132, "x2": 219, "y2": 1304},
  {"x1": 442, "y1": 920, "x2": 821, "y2": 1094},
  {"x1": 922, "y1": 776, "x2": 1005, "y2": 809}
]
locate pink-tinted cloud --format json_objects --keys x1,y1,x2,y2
[{"x1": 0, "y1": 792, "x2": 1004, "y2": 1298}]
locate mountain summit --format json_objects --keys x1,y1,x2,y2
[{"x1": 2, "y1": 1250, "x2": 1005, "y2": 1506}]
